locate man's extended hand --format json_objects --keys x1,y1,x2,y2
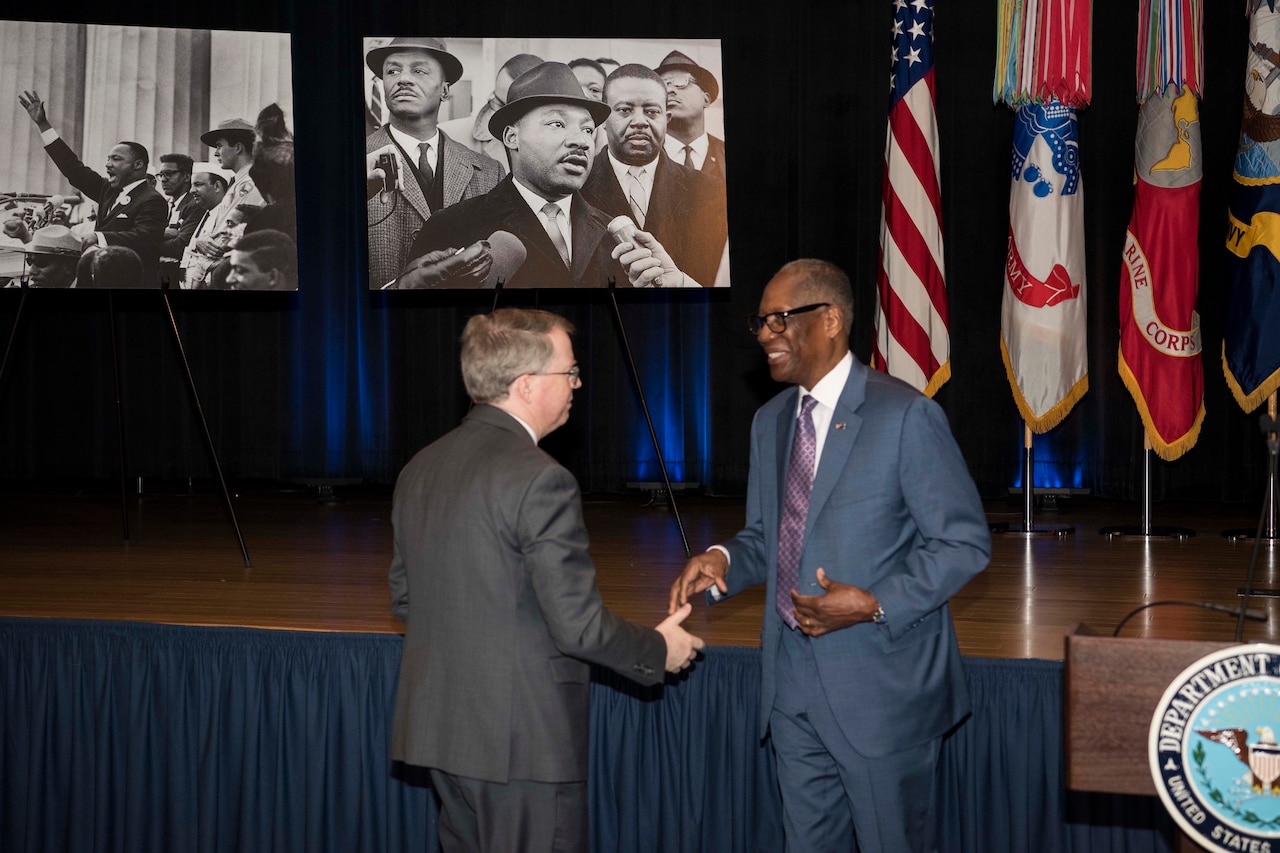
[
  {"x1": 790, "y1": 568, "x2": 880, "y2": 637},
  {"x1": 18, "y1": 90, "x2": 50, "y2": 131},
  {"x1": 610, "y1": 230, "x2": 699, "y2": 288},
  {"x1": 668, "y1": 549, "x2": 729, "y2": 614},
  {"x1": 393, "y1": 243, "x2": 492, "y2": 289},
  {"x1": 656, "y1": 602, "x2": 705, "y2": 672}
]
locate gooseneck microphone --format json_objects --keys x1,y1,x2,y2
[{"x1": 1113, "y1": 600, "x2": 1268, "y2": 638}]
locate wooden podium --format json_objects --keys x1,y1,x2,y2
[{"x1": 1064, "y1": 625, "x2": 1233, "y2": 851}]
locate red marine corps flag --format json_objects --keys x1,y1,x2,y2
[
  {"x1": 1119, "y1": 0, "x2": 1205, "y2": 461},
  {"x1": 874, "y1": 0, "x2": 949, "y2": 396}
]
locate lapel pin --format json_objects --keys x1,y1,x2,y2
[{"x1": 834, "y1": 422, "x2": 847, "y2": 430}]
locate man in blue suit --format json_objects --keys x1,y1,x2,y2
[{"x1": 670, "y1": 259, "x2": 990, "y2": 852}]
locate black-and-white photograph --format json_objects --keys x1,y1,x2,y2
[
  {"x1": 363, "y1": 36, "x2": 729, "y2": 290},
  {"x1": 0, "y1": 20, "x2": 296, "y2": 291}
]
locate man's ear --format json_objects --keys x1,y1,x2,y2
[
  {"x1": 441, "y1": 82, "x2": 450, "y2": 101},
  {"x1": 825, "y1": 304, "x2": 844, "y2": 339},
  {"x1": 502, "y1": 125, "x2": 518, "y2": 150}
]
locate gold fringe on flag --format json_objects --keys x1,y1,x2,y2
[
  {"x1": 1118, "y1": 352, "x2": 1205, "y2": 461},
  {"x1": 1000, "y1": 337, "x2": 1089, "y2": 433},
  {"x1": 1223, "y1": 345, "x2": 1280, "y2": 414}
]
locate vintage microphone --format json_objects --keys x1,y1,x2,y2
[
  {"x1": 606, "y1": 214, "x2": 638, "y2": 247},
  {"x1": 481, "y1": 230, "x2": 525, "y2": 289}
]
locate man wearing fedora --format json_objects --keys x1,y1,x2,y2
[
  {"x1": 405, "y1": 61, "x2": 686, "y2": 289},
  {"x1": 655, "y1": 50, "x2": 727, "y2": 184},
  {"x1": 365, "y1": 37, "x2": 504, "y2": 288},
  {"x1": 5, "y1": 224, "x2": 81, "y2": 288},
  {"x1": 189, "y1": 118, "x2": 264, "y2": 287},
  {"x1": 580, "y1": 64, "x2": 728, "y2": 287},
  {"x1": 437, "y1": 52, "x2": 543, "y2": 175},
  {"x1": 18, "y1": 89, "x2": 167, "y2": 288}
]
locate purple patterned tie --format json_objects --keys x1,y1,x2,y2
[{"x1": 776, "y1": 395, "x2": 818, "y2": 628}]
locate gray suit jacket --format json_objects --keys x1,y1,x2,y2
[
  {"x1": 717, "y1": 358, "x2": 990, "y2": 757},
  {"x1": 390, "y1": 405, "x2": 666, "y2": 783},
  {"x1": 366, "y1": 126, "x2": 503, "y2": 287}
]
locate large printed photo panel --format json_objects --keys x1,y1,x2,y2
[
  {"x1": 0, "y1": 20, "x2": 296, "y2": 291},
  {"x1": 363, "y1": 37, "x2": 729, "y2": 290}
]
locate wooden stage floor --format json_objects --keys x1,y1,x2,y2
[{"x1": 1, "y1": 483, "x2": 1277, "y2": 661}]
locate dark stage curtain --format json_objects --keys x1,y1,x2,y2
[
  {"x1": 0, "y1": 3, "x2": 1267, "y2": 503},
  {"x1": 1, "y1": 618, "x2": 1177, "y2": 852}
]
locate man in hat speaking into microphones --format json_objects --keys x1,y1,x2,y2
[{"x1": 401, "y1": 61, "x2": 689, "y2": 289}]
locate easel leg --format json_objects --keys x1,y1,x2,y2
[
  {"x1": 0, "y1": 284, "x2": 30, "y2": 393},
  {"x1": 607, "y1": 290, "x2": 691, "y2": 557},
  {"x1": 160, "y1": 291, "x2": 252, "y2": 567},
  {"x1": 107, "y1": 293, "x2": 130, "y2": 541}
]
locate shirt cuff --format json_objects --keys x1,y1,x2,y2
[
  {"x1": 706, "y1": 545, "x2": 730, "y2": 600},
  {"x1": 41, "y1": 128, "x2": 60, "y2": 145}
]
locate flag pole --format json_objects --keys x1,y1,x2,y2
[
  {"x1": 1022, "y1": 424, "x2": 1034, "y2": 530},
  {"x1": 995, "y1": 422, "x2": 1072, "y2": 537},
  {"x1": 1100, "y1": 433, "x2": 1194, "y2": 540},
  {"x1": 1224, "y1": 393, "x2": 1280, "y2": 542}
]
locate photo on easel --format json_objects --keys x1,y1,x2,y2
[
  {"x1": 0, "y1": 19, "x2": 297, "y2": 291},
  {"x1": 363, "y1": 36, "x2": 729, "y2": 290}
]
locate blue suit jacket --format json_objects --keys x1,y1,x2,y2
[{"x1": 718, "y1": 358, "x2": 990, "y2": 757}]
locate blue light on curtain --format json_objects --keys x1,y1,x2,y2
[
  {"x1": 1011, "y1": 427, "x2": 1086, "y2": 490},
  {"x1": 629, "y1": 296, "x2": 712, "y2": 484},
  {"x1": 355, "y1": 294, "x2": 392, "y2": 474}
]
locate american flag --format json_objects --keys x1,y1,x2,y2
[{"x1": 874, "y1": 0, "x2": 950, "y2": 396}]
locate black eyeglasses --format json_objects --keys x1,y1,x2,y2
[
  {"x1": 535, "y1": 366, "x2": 582, "y2": 384},
  {"x1": 746, "y1": 303, "x2": 830, "y2": 335},
  {"x1": 157, "y1": 169, "x2": 185, "y2": 178}
]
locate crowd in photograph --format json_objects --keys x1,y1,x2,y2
[{"x1": 1, "y1": 94, "x2": 297, "y2": 291}]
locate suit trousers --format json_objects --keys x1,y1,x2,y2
[
  {"x1": 428, "y1": 769, "x2": 587, "y2": 853},
  {"x1": 769, "y1": 625, "x2": 941, "y2": 853}
]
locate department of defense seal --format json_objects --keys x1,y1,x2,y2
[{"x1": 1150, "y1": 644, "x2": 1280, "y2": 852}]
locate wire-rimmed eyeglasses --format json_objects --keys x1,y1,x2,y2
[
  {"x1": 535, "y1": 365, "x2": 582, "y2": 385},
  {"x1": 746, "y1": 303, "x2": 830, "y2": 335}
]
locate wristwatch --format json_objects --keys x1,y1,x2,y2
[{"x1": 871, "y1": 602, "x2": 886, "y2": 625}]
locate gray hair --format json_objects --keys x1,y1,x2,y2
[
  {"x1": 460, "y1": 308, "x2": 575, "y2": 404},
  {"x1": 777, "y1": 258, "x2": 854, "y2": 335}
]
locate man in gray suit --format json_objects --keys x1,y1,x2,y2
[
  {"x1": 391, "y1": 307, "x2": 703, "y2": 852},
  {"x1": 670, "y1": 260, "x2": 989, "y2": 852},
  {"x1": 365, "y1": 37, "x2": 503, "y2": 288}
]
